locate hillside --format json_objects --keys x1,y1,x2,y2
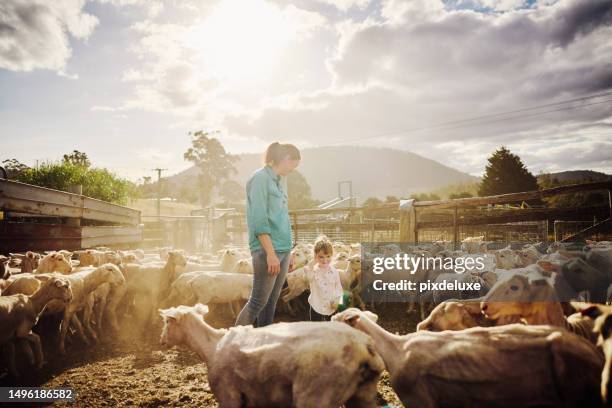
[
  {"x1": 166, "y1": 146, "x2": 478, "y2": 203},
  {"x1": 537, "y1": 170, "x2": 611, "y2": 183}
]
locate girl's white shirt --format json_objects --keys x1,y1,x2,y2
[{"x1": 305, "y1": 263, "x2": 344, "y2": 315}]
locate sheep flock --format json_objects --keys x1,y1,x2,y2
[{"x1": 1, "y1": 238, "x2": 612, "y2": 407}]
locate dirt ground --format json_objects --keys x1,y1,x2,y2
[{"x1": 0, "y1": 303, "x2": 419, "y2": 408}]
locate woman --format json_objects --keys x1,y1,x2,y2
[{"x1": 235, "y1": 142, "x2": 301, "y2": 327}]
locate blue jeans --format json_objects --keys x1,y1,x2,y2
[{"x1": 235, "y1": 249, "x2": 290, "y2": 327}]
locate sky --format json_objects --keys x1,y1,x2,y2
[{"x1": 0, "y1": 0, "x2": 611, "y2": 182}]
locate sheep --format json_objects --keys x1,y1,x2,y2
[
  {"x1": 573, "y1": 303, "x2": 612, "y2": 405},
  {"x1": 339, "y1": 255, "x2": 365, "y2": 309},
  {"x1": 332, "y1": 251, "x2": 350, "y2": 270},
  {"x1": 160, "y1": 271, "x2": 203, "y2": 308},
  {"x1": 112, "y1": 251, "x2": 187, "y2": 332},
  {"x1": 481, "y1": 272, "x2": 597, "y2": 343},
  {"x1": 460, "y1": 236, "x2": 488, "y2": 253},
  {"x1": 76, "y1": 249, "x2": 121, "y2": 267},
  {"x1": 159, "y1": 304, "x2": 385, "y2": 407},
  {"x1": 187, "y1": 272, "x2": 253, "y2": 317},
  {"x1": 2, "y1": 273, "x2": 43, "y2": 296},
  {"x1": 0, "y1": 255, "x2": 10, "y2": 280},
  {"x1": 49, "y1": 265, "x2": 125, "y2": 354},
  {"x1": 493, "y1": 246, "x2": 522, "y2": 269},
  {"x1": 218, "y1": 248, "x2": 242, "y2": 272},
  {"x1": 416, "y1": 300, "x2": 522, "y2": 331},
  {"x1": 431, "y1": 271, "x2": 488, "y2": 304},
  {"x1": 230, "y1": 258, "x2": 253, "y2": 274},
  {"x1": 8, "y1": 251, "x2": 41, "y2": 273},
  {"x1": 333, "y1": 308, "x2": 603, "y2": 407},
  {"x1": 0, "y1": 275, "x2": 72, "y2": 377},
  {"x1": 282, "y1": 267, "x2": 309, "y2": 302},
  {"x1": 0, "y1": 278, "x2": 8, "y2": 295},
  {"x1": 36, "y1": 252, "x2": 72, "y2": 274}
]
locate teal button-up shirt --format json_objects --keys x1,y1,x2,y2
[{"x1": 246, "y1": 165, "x2": 292, "y2": 252}]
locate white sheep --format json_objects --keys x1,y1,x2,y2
[
  {"x1": 36, "y1": 252, "x2": 72, "y2": 274},
  {"x1": 110, "y1": 251, "x2": 187, "y2": 332},
  {"x1": 481, "y1": 272, "x2": 597, "y2": 343},
  {"x1": 50, "y1": 264, "x2": 125, "y2": 354},
  {"x1": 159, "y1": 304, "x2": 385, "y2": 407},
  {"x1": 333, "y1": 308, "x2": 603, "y2": 407},
  {"x1": 0, "y1": 275, "x2": 72, "y2": 377},
  {"x1": 188, "y1": 272, "x2": 253, "y2": 317}
]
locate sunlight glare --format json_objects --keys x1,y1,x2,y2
[{"x1": 185, "y1": 0, "x2": 296, "y2": 83}]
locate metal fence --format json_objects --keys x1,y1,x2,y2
[{"x1": 143, "y1": 181, "x2": 612, "y2": 251}]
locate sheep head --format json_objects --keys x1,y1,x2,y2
[
  {"x1": 332, "y1": 308, "x2": 379, "y2": 328},
  {"x1": 417, "y1": 301, "x2": 481, "y2": 332},
  {"x1": 45, "y1": 276, "x2": 73, "y2": 303},
  {"x1": 159, "y1": 304, "x2": 209, "y2": 347},
  {"x1": 168, "y1": 251, "x2": 187, "y2": 268},
  {"x1": 98, "y1": 264, "x2": 125, "y2": 286}
]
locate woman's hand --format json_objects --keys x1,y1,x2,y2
[
  {"x1": 289, "y1": 253, "x2": 295, "y2": 271},
  {"x1": 267, "y1": 252, "x2": 281, "y2": 276}
]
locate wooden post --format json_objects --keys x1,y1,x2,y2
[
  {"x1": 452, "y1": 205, "x2": 458, "y2": 250},
  {"x1": 399, "y1": 202, "x2": 417, "y2": 243}
]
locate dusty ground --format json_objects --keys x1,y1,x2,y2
[{"x1": 0, "y1": 303, "x2": 418, "y2": 407}]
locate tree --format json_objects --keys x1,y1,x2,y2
[
  {"x1": 362, "y1": 197, "x2": 383, "y2": 207},
  {"x1": 287, "y1": 170, "x2": 320, "y2": 210},
  {"x1": 62, "y1": 150, "x2": 91, "y2": 168},
  {"x1": 385, "y1": 195, "x2": 400, "y2": 203},
  {"x1": 219, "y1": 180, "x2": 245, "y2": 205},
  {"x1": 2, "y1": 158, "x2": 29, "y2": 178},
  {"x1": 184, "y1": 131, "x2": 239, "y2": 207},
  {"x1": 17, "y1": 161, "x2": 136, "y2": 205},
  {"x1": 479, "y1": 146, "x2": 538, "y2": 197},
  {"x1": 538, "y1": 173, "x2": 607, "y2": 208}
]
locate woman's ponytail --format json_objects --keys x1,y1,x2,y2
[{"x1": 264, "y1": 142, "x2": 301, "y2": 165}]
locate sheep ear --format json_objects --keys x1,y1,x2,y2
[
  {"x1": 342, "y1": 312, "x2": 360, "y2": 326},
  {"x1": 159, "y1": 309, "x2": 176, "y2": 321},
  {"x1": 194, "y1": 304, "x2": 209, "y2": 317},
  {"x1": 572, "y1": 302, "x2": 604, "y2": 319}
]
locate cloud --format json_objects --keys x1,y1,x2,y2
[
  {"x1": 220, "y1": 0, "x2": 612, "y2": 174},
  {"x1": 95, "y1": 0, "x2": 164, "y2": 18},
  {"x1": 0, "y1": 0, "x2": 98, "y2": 72},
  {"x1": 101, "y1": 0, "x2": 611, "y2": 175},
  {"x1": 315, "y1": 0, "x2": 371, "y2": 12}
]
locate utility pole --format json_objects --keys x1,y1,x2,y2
[{"x1": 152, "y1": 168, "x2": 167, "y2": 218}]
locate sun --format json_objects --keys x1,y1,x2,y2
[{"x1": 185, "y1": 0, "x2": 296, "y2": 84}]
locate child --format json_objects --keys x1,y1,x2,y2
[{"x1": 305, "y1": 236, "x2": 344, "y2": 321}]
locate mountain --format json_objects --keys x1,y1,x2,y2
[
  {"x1": 167, "y1": 146, "x2": 478, "y2": 204},
  {"x1": 537, "y1": 170, "x2": 611, "y2": 183}
]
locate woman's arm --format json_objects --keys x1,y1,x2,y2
[
  {"x1": 248, "y1": 174, "x2": 281, "y2": 276},
  {"x1": 258, "y1": 234, "x2": 280, "y2": 276}
]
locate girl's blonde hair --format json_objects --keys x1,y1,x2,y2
[
  {"x1": 313, "y1": 235, "x2": 333, "y2": 255},
  {"x1": 264, "y1": 142, "x2": 301, "y2": 165}
]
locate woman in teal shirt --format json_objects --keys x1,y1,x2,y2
[{"x1": 235, "y1": 142, "x2": 300, "y2": 327}]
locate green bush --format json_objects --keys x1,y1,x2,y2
[{"x1": 17, "y1": 162, "x2": 137, "y2": 205}]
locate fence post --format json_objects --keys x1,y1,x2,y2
[
  {"x1": 399, "y1": 200, "x2": 416, "y2": 243},
  {"x1": 452, "y1": 205, "x2": 458, "y2": 250}
]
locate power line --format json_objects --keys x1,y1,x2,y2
[{"x1": 329, "y1": 91, "x2": 612, "y2": 145}]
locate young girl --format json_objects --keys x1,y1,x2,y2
[{"x1": 305, "y1": 236, "x2": 344, "y2": 321}]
